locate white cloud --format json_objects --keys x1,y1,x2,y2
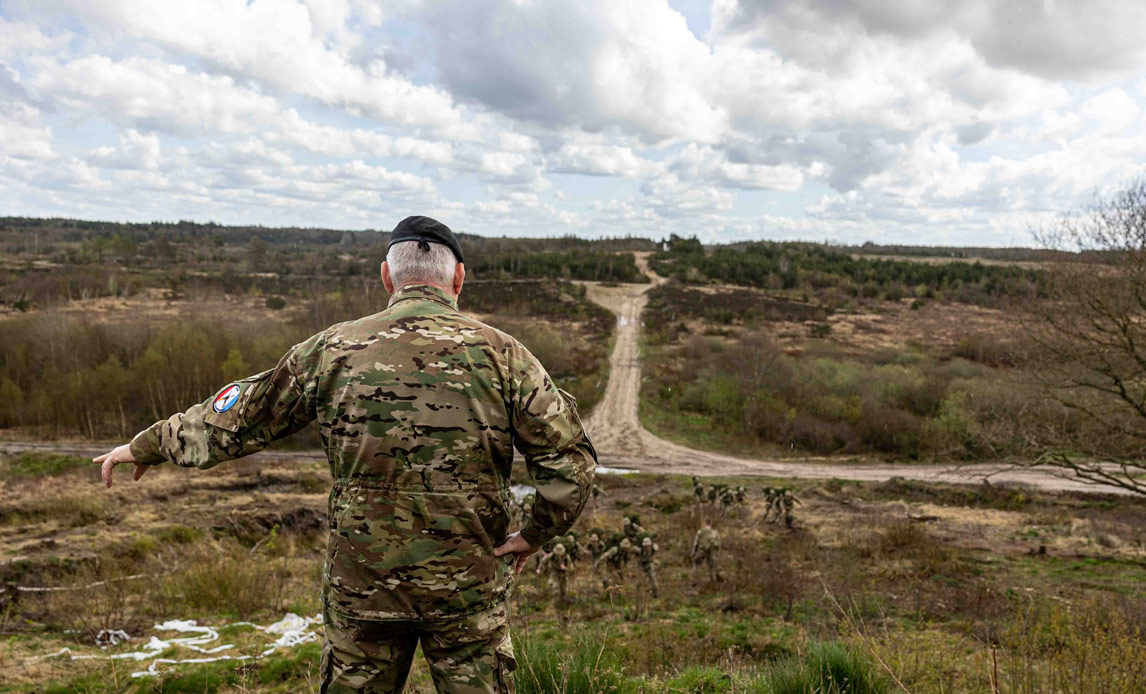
[
  {"x1": 31, "y1": 56, "x2": 281, "y2": 136},
  {"x1": 4, "y1": 0, "x2": 1146, "y2": 241}
]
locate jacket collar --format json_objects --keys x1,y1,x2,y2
[{"x1": 386, "y1": 283, "x2": 460, "y2": 312}]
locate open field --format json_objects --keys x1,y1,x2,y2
[
  {"x1": 0, "y1": 448, "x2": 1142, "y2": 693},
  {"x1": 2, "y1": 220, "x2": 1144, "y2": 692}
]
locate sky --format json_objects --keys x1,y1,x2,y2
[{"x1": 2, "y1": 1, "x2": 1146, "y2": 245}]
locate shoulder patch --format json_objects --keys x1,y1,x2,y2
[{"x1": 212, "y1": 384, "x2": 242, "y2": 413}]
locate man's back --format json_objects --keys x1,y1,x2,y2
[
  {"x1": 130, "y1": 283, "x2": 596, "y2": 621},
  {"x1": 108, "y1": 217, "x2": 597, "y2": 693},
  {"x1": 316, "y1": 284, "x2": 593, "y2": 619}
]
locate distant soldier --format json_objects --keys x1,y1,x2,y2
[
  {"x1": 779, "y1": 489, "x2": 800, "y2": 528},
  {"x1": 762, "y1": 487, "x2": 779, "y2": 522},
  {"x1": 508, "y1": 495, "x2": 524, "y2": 529},
  {"x1": 621, "y1": 516, "x2": 646, "y2": 542},
  {"x1": 719, "y1": 486, "x2": 736, "y2": 514},
  {"x1": 585, "y1": 530, "x2": 606, "y2": 560},
  {"x1": 596, "y1": 537, "x2": 635, "y2": 591},
  {"x1": 706, "y1": 484, "x2": 721, "y2": 506},
  {"x1": 692, "y1": 476, "x2": 708, "y2": 504},
  {"x1": 95, "y1": 216, "x2": 598, "y2": 693},
  {"x1": 637, "y1": 536, "x2": 659, "y2": 598},
  {"x1": 563, "y1": 531, "x2": 582, "y2": 563},
  {"x1": 735, "y1": 485, "x2": 747, "y2": 504},
  {"x1": 591, "y1": 482, "x2": 606, "y2": 502},
  {"x1": 536, "y1": 542, "x2": 571, "y2": 607},
  {"x1": 691, "y1": 520, "x2": 722, "y2": 582}
]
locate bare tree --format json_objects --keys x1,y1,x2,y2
[{"x1": 1024, "y1": 180, "x2": 1146, "y2": 495}]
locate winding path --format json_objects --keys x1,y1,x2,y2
[{"x1": 581, "y1": 257, "x2": 1129, "y2": 495}]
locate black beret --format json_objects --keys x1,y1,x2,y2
[{"x1": 387, "y1": 215, "x2": 464, "y2": 264}]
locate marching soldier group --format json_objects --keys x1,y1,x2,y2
[
  {"x1": 761, "y1": 486, "x2": 800, "y2": 527},
  {"x1": 691, "y1": 477, "x2": 750, "y2": 514},
  {"x1": 514, "y1": 479, "x2": 800, "y2": 610},
  {"x1": 530, "y1": 514, "x2": 661, "y2": 605}
]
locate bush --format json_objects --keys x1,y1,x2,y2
[
  {"x1": 953, "y1": 332, "x2": 1018, "y2": 366},
  {"x1": 809, "y1": 322, "x2": 832, "y2": 338},
  {"x1": 755, "y1": 642, "x2": 889, "y2": 694},
  {"x1": 515, "y1": 632, "x2": 635, "y2": 694},
  {"x1": 1, "y1": 451, "x2": 90, "y2": 478},
  {"x1": 264, "y1": 295, "x2": 287, "y2": 310}
]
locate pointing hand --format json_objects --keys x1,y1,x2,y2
[{"x1": 93, "y1": 444, "x2": 149, "y2": 488}]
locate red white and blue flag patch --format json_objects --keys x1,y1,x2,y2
[{"x1": 212, "y1": 384, "x2": 241, "y2": 413}]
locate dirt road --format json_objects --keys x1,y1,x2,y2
[{"x1": 581, "y1": 257, "x2": 1130, "y2": 495}]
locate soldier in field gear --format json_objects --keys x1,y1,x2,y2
[
  {"x1": 762, "y1": 486, "x2": 779, "y2": 521},
  {"x1": 719, "y1": 486, "x2": 735, "y2": 514},
  {"x1": 621, "y1": 516, "x2": 646, "y2": 542},
  {"x1": 563, "y1": 531, "x2": 582, "y2": 563},
  {"x1": 706, "y1": 484, "x2": 720, "y2": 505},
  {"x1": 535, "y1": 542, "x2": 571, "y2": 608},
  {"x1": 779, "y1": 488, "x2": 800, "y2": 528},
  {"x1": 596, "y1": 537, "x2": 634, "y2": 591},
  {"x1": 735, "y1": 485, "x2": 746, "y2": 504},
  {"x1": 95, "y1": 215, "x2": 597, "y2": 694},
  {"x1": 637, "y1": 536, "x2": 659, "y2": 598},
  {"x1": 585, "y1": 531, "x2": 605, "y2": 561},
  {"x1": 692, "y1": 476, "x2": 707, "y2": 504},
  {"x1": 692, "y1": 520, "x2": 722, "y2": 583}
]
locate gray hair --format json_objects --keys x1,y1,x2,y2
[{"x1": 386, "y1": 241, "x2": 457, "y2": 288}]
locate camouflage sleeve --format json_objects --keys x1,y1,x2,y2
[
  {"x1": 509, "y1": 345, "x2": 597, "y2": 548},
  {"x1": 128, "y1": 332, "x2": 325, "y2": 469}
]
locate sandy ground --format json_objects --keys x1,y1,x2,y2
[{"x1": 579, "y1": 254, "x2": 1131, "y2": 495}]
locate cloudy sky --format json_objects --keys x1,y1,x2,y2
[{"x1": 2, "y1": 1, "x2": 1146, "y2": 244}]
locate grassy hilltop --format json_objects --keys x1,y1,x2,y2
[{"x1": 0, "y1": 218, "x2": 1143, "y2": 692}]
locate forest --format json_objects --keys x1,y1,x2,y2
[{"x1": 650, "y1": 235, "x2": 1047, "y2": 307}]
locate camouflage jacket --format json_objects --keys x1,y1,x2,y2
[{"x1": 129, "y1": 283, "x2": 597, "y2": 621}]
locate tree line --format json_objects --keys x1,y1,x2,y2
[{"x1": 649, "y1": 236, "x2": 1046, "y2": 306}]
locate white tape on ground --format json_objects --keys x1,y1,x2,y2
[{"x1": 27, "y1": 612, "x2": 323, "y2": 679}]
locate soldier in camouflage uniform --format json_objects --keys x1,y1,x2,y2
[
  {"x1": 761, "y1": 486, "x2": 779, "y2": 522},
  {"x1": 584, "y1": 530, "x2": 606, "y2": 561},
  {"x1": 636, "y1": 536, "x2": 659, "y2": 598},
  {"x1": 778, "y1": 488, "x2": 800, "y2": 528},
  {"x1": 562, "y1": 531, "x2": 582, "y2": 564},
  {"x1": 595, "y1": 537, "x2": 635, "y2": 592},
  {"x1": 692, "y1": 476, "x2": 707, "y2": 505},
  {"x1": 621, "y1": 516, "x2": 646, "y2": 542},
  {"x1": 535, "y1": 542, "x2": 571, "y2": 608},
  {"x1": 719, "y1": 486, "x2": 735, "y2": 515},
  {"x1": 95, "y1": 216, "x2": 597, "y2": 694},
  {"x1": 691, "y1": 520, "x2": 722, "y2": 583}
]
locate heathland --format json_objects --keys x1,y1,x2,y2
[{"x1": 0, "y1": 217, "x2": 1142, "y2": 693}]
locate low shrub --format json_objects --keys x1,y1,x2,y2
[
  {"x1": 1, "y1": 451, "x2": 90, "y2": 478},
  {"x1": 754, "y1": 642, "x2": 889, "y2": 694}
]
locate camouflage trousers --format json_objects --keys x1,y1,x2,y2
[
  {"x1": 321, "y1": 602, "x2": 516, "y2": 694},
  {"x1": 692, "y1": 549, "x2": 719, "y2": 582}
]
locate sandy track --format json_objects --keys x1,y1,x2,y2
[{"x1": 580, "y1": 259, "x2": 1130, "y2": 495}]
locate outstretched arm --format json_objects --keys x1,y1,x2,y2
[{"x1": 96, "y1": 332, "x2": 324, "y2": 487}]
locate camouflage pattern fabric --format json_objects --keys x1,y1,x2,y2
[
  {"x1": 129, "y1": 283, "x2": 597, "y2": 621},
  {"x1": 692, "y1": 527, "x2": 721, "y2": 582},
  {"x1": 321, "y1": 601, "x2": 515, "y2": 693}
]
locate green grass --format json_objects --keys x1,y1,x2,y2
[
  {"x1": 755, "y1": 642, "x2": 889, "y2": 694},
  {"x1": 1, "y1": 451, "x2": 91, "y2": 478}
]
